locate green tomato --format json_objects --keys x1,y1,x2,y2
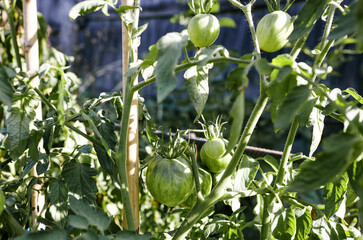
[
  {"x1": 146, "y1": 155, "x2": 195, "y2": 207},
  {"x1": 188, "y1": 14, "x2": 220, "y2": 48},
  {"x1": 0, "y1": 189, "x2": 4, "y2": 215},
  {"x1": 181, "y1": 168, "x2": 212, "y2": 208},
  {"x1": 200, "y1": 138, "x2": 232, "y2": 173},
  {"x1": 256, "y1": 11, "x2": 294, "y2": 53}
]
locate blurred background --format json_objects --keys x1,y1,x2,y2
[{"x1": 36, "y1": 0, "x2": 362, "y2": 154}]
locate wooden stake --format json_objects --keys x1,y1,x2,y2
[
  {"x1": 121, "y1": 0, "x2": 140, "y2": 230},
  {"x1": 23, "y1": 0, "x2": 45, "y2": 227}
]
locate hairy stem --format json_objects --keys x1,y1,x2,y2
[
  {"x1": 116, "y1": 75, "x2": 136, "y2": 231},
  {"x1": 274, "y1": 117, "x2": 299, "y2": 188},
  {"x1": 4, "y1": 0, "x2": 22, "y2": 70},
  {"x1": 173, "y1": 93, "x2": 269, "y2": 240}
]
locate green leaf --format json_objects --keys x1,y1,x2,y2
[
  {"x1": 289, "y1": 0, "x2": 331, "y2": 40},
  {"x1": 324, "y1": 173, "x2": 349, "y2": 219},
  {"x1": 155, "y1": 32, "x2": 188, "y2": 103},
  {"x1": 61, "y1": 160, "x2": 98, "y2": 203},
  {"x1": 309, "y1": 106, "x2": 325, "y2": 157},
  {"x1": 48, "y1": 179, "x2": 68, "y2": 223},
  {"x1": 297, "y1": 97, "x2": 318, "y2": 127},
  {"x1": 255, "y1": 58, "x2": 273, "y2": 75},
  {"x1": 328, "y1": 7, "x2": 357, "y2": 40},
  {"x1": 93, "y1": 117, "x2": 117, "y2": 176},
  {"x1": 69, "y1": 195, "x2": 112, "y2": 232},
  {"x1": 0, "y1": 65, "x2": 14, "y2": 107},
  {"x1": 197, "y1": 45, "x2": 228, "y2": 67},
  {"x1": 232, "y1": 155, "x2": 259, "y2": 192},
  {"x1": 28, "y1": 129, "x2": 43, "y2": 162},
  {"x1": 295, "y1": 208, "x2": 312, "y2": 240},
  {"x1": 5, "y1": 90, "x2": 38, "y2": 159},
  {"x1": 274, "y1": 85, "x2": 311, "y2": 130},
  {"x1": 184, "y1": 64, "x2": 210, "y2": 121},
  {"x1": 281, "y1": 208, "x2": 296, "y2": 240},
  {"x1": 289, "y1": 132, "x2": 361, "y2": 192},
  {"x1": 14, "y1": 230, "x2": 66, "y2": 240},
  {"x1": 219, "y1": 17, "x2": 236, "y2": 28},
  {"x1": 69, "y1": 1, "x2": 110, "y2": 21},
  {"x1": 68, "y1": 215, "x2": 89, "y2": 230},
  {"x1": 343, "y1": 88, "x2": 363, "y2": 104},
  {"x1": 226, "y1": 91, "x2": 245, "y2": 155}
]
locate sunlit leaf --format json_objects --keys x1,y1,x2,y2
[{"x1": 155, "y1": 32, "x2": 188, "y2": 103}]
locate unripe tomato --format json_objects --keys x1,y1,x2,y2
[
  {"x1": 256, "y1": 11, "x2": 294, "y2": 52},
  {"x1": 0, "y1": 189, "x2": 4, "y2": 215},
  {"x1": 200, "y1": 138, "x2": 232, "y2": 173},
  {"x1": 181, "y1": 168, "x2": 212, "y2": 208},
  {"x1": 146, "y1": 155, "x2": 195, "y2": 207},
  {"x1": 187, "y1": 14, "x2": 220, "y2": 48}
]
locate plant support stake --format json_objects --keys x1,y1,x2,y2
[
  {"x1": 121, "y1": 0, "x2": 140, "y2": 230},
  {"x1": 23, "y1": 0, "x2": 45, "y2": 228}
]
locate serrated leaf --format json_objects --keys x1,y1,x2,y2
[
  {"x1": 155, "y1": 32, "x2": 188, "y2": 103},
  {"x1": 61, "y1": 160, "x2": 98, "y2": 203},
  {"x1": 232, "y1": 155, "x2": 258, "y2": 192},
  {"x1": 184, "y1": 64, "x2": 210, "y2": 121},
  {"x1": 93, "y1": 118, "x2": 117, "y2": 176},
  {"x1": 289, "y1": 0, "x2": 331, "y2": 40},
  {"x1": 14, "y1": 230, "x2": 66, "y2": 240},
  {"x1": 69, "y1": 195, "x2": 112, "y2": 232},
  {"x1": 5, "y1": 90, "x2": 38, "y2": 159},
  {"x1": 274, "y1": 85, "x2": 311, "y2": 130},
  {"x1": 281, "y1": 208, "x2": 296, "y2": 240},
  {"x1": 324, "y1": 173, "x2": 348, "y2": 219},
  {"x1": 69, "y1": 1, "x2": 109, "y2": 21},
  {"x1": 226, "y1": 91, "x2": 244, "y2": 155},
  {"x1": 295, "y1": 208, "x2": 312, "y2": 240},
  {"x1": 289, "y1": 132, "x2": 361, "y2": 192},
  {"x1": 0, "y1": 65, "x2": 14, "y2": 107},
  {"x1": 48, "y1": 179, "x2": 68, "y2": 222}
]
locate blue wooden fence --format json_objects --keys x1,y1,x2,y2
[{"x1": 37, "y1": 0, "x2": 362, "y2": 98}]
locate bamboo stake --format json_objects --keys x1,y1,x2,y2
[
  {"x1": 23, "y1": 0, "x2": 45, "y2": 227},
  {"x1": 121, "y1": 0, "x2": 140, "y2": 230}
]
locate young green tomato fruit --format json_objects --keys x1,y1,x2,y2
[
  {"x1": 200, "y1": 138, "x2": 232, "y2": 173},
  {"x1": 256, "y1": 11, "x2": 294, "y2": 53},
  {"x1": 0, "y1": 189, "x2": 4, "y2": 215},
  {"x1": 145, "y1": 155, "x2": 195, "y2": 207},
  {"x1": 187, "y1": 13, "x2": 220, "y2": 48}
]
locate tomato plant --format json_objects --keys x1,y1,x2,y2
[
  {"x1": 1, "y1": 0, "x2": 363, "y2": 239},
  {"x1": 256, "y1": 10, "x2": 294, "y2": 52},
  {"x1": 188, "y1": 14, "x2": 220, "y2": 48}
]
